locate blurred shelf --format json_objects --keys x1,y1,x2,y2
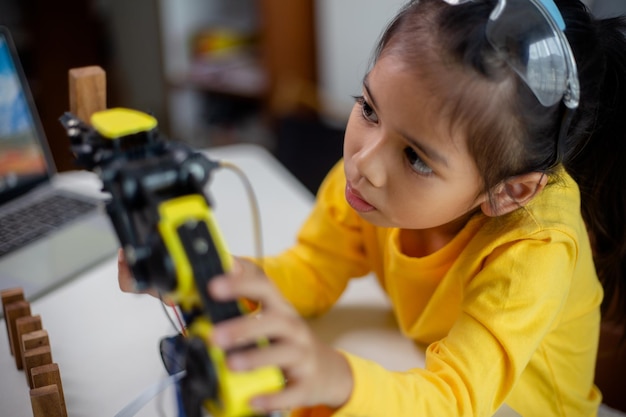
[
  {"x1": 157, "y1": 0, "x2": 316, "y2": 146},
  {"x1": 168, "y1": 54, "x2": 268, "y2": 99}
]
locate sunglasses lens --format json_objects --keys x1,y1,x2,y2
[{"x1": 486, "y1": 0, "x2": 578, "y2": 108}]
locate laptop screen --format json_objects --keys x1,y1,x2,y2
[{"x1": 0, "y1": 28, "x2": 51, "y2": 204}]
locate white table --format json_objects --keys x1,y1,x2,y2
[{"x1": 0, "y1": 144, "x2": 518, "y2": 417}]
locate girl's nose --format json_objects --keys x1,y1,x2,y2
[{"x1": 354, "y1": 135, "x2": 387, "y2": 188}]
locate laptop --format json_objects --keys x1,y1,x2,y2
[{"x1": 0, "y1": 26, "x2": 118, "y2": 312}]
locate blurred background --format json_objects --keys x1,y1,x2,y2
[{"x1": 0, "y1": 0, "x2": 623, "y2": 194}]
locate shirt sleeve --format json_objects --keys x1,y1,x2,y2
[
  {"x1": 261, "y1": 161, "x2": 372, "y2": 317},
  {"x1": 327, "y1": 234, "x2": 577, "y2": 417}
]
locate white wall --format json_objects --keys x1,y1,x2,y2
[
  {"x1": 155, "y1": 0, "x2": 258, "y2": 145},
  {"x1": 315, "y1": 0, "x2": 406, "y2": 122}
]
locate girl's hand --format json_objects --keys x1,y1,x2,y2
[
  {"x1": 117, "y1": 248, "x2": 135, "y2": 293},
  {"x1": 208, "y1": 259, "x2": 354, "y2": 413},
  {"x1": 117, "y1": 248, "x2": 159, "y2": 298}
]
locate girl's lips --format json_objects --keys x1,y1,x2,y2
[{"x1": 345, "y1": 183, "x2": 376, "y2": 212}]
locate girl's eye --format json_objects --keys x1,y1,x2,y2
[
  {"x1": 355, "y1": 96, "x2": 379, "y2": 123},
  {"x1": 404, "y1": 147, "x2": 433, "y2": 175}
]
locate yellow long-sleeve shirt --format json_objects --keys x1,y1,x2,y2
[{"x1": 261, "y1": 161, "x2": 603, "y2": 417}]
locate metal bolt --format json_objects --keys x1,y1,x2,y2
[{"x1": 193, "y1": 238, "x2": 209, "y2": 254}]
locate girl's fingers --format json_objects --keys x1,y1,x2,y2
[
  {"x1": 250, "y1": 347, "x2": 353, "y2": 412},
  {"x1": 251, "y1": 384, "x2": 316, "y2": 414},
  {"x1": 117, "y1": 248, "x2": 135, "y2": 292},
  {"x1": 226, "y1": 339, "x2": 304, "y2": 372},
  {"x1": 204, "y1": 258, "x2": 351, "y2": 410},
  {"x1": 117, "y1": 248, "x2": 159, "y2": 297},
  {"x1": 212, "y1": 309, "x2": 303, "y2": 350},
  {"x1": 229, "y1": 343, "x2": 325, "y2": 412},
  {"x1": 209, "y1": 273, "x2": 292, "y2": 316}
]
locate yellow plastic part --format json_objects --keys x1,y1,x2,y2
[
  {"x1": 90, "y1": 107, "x2": 157, "y2": 139},
  {"x1": 157, "y1": 194, "x2": 233, "y2": 310},
  {"x1": 158, "y1": 195, "x2": 284, "y2": 416},
  {"x1": 189, "y1": 318, "x2": 284, "y2": 417}
]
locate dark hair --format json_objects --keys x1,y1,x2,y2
[{"x1": 372, "y1": 0, "x2": 626, "y2": 323}]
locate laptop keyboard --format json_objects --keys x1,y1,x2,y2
[{"x1": 0, "y1": 194, "x2": 98, "y2": 257}]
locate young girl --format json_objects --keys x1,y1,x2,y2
[{"x1": 120, "y1": 0, "x2": 626, "y2": 415}]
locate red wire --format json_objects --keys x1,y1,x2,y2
[{"x1": 168, "y1": 301, "x2": 187, "y2": 337}]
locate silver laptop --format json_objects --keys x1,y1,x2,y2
[{"x1": 0, "y1": 26, "x2": 118, "y2": 311}]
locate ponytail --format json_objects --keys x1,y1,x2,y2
[{"x1": 562, "y1": 5, "x2": 626, "y2": 324}]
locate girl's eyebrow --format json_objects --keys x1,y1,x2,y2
[
  {"x1": 362, "y1": 75, "x2": 449, "y2": 168},
  {"x1": 363, "y1": 76, "x2": 379, "y2": 108}
]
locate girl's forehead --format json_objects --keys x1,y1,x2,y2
[
  {"x1": 369, "y1": 51, "x2": 455, "y2": 98},
  {"x1": 367, "y1": 55, "x2": 453, "y2": 121},
  {"x1": 367, "y1": 56, "x2": 425, "y2": 96},
  {"x1": 369, "y1": 49, "x2": 511, "y2": 146},
  {"x1": 367, "y1": 56, "x2": 472, "y2": 150}
]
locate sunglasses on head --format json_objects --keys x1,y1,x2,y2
[
  {"x1": 443, "y1": 0, "x2": 580, "y2": 110},
  {"x1": 442, "y1": 0, "x2": 580, "y2": 166}
]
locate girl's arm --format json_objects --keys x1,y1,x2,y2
[{"x1": 211, "y1": 234, "x2": 600, "y2": 417}]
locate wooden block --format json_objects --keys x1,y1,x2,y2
[
  {"x1": 32, "y1": 363, "x2": 67, "y2": 417},
  {"x1": 1, "y1": 287, "x2": 25, "y2": 354},
  {"x1": 30, "y1": 384, "x2": 64, "y2": 417},
  {"x1": 16, "y1": 314, "x2": 42, "y2": 352},
  {"x1": 5, "y1": 300, "x2": 31, "y2": 368},
  {"x1": 1, "y1": 287, "x2": 24, "y2": 316},
  {"x1": 16, "y1": 315, "x2": 44, "y2": 387},
  {"x1": 68, "y1": 66, "x2": 106, "y2": 124},
  {"x1": 22, "y1": 329, "x2": 50, "y2": 352},
  {"x1": 23, "y1": 345, "x2": 53, "y2": 389}
]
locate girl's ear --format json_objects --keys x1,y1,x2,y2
[{"x1": 480, "y1": 172, "x2": 548, "y2": 217}]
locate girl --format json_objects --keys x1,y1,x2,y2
[{"x1": 121, "y1": 0, "x2": 626, "y2": 415}]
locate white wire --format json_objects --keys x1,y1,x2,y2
[
  {"x1": 217, "y1": 160, "x2": 265, "y2": 266},
  {"x1": 113, "y1": 371, "x2": 185, "y2": 417}
]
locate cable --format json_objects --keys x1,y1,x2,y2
[
  {"x1": 159, "y1": 293, "x2": 180, "y2": 332},
  {"x1": 158, "y1": 293, "x2": 187, "y2": 337},
  {"x1": 114, "y1": 371, "x2": 186, "y2": 417},
  {"x1": 217, "y1": 160, "x2": 265, "y2": 268}
]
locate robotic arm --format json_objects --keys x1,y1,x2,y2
[{"x1": 60, "y1": 108, "x2": 283, "y2": 417}]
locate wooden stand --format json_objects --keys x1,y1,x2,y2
[{"x1": 68, "y1": 66, "x2": 107, "y2": 123}]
